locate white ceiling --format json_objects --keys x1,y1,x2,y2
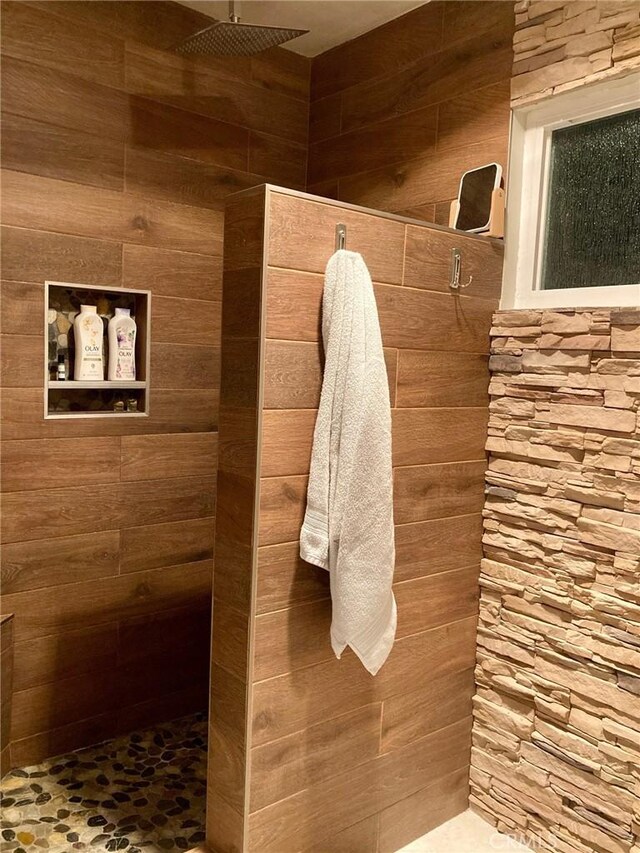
[{"x1": 177, "y1": 1, "x2": 428, "y2": 57}]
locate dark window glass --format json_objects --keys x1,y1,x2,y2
[{"x1": 541, "y1": 108, "x2": 640, "y2": 290}]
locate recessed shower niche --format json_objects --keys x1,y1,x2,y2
[{"x1": 44, "y1": 281, "x2": 151, "y2": 419}]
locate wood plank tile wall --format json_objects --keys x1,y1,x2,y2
[
  {"x1": 307, "y1": 1, "x2": 514, "y2": 224},
  {"x1": 208, "y1": 186, "x2": 503, "y2": 852},
  {"x1": 0, "y1": 1, "x2": 309, "y2": 767}
]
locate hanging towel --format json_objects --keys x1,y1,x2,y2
[{"x1": 300, "y1": 249, "x2": 396, "y2": 676}]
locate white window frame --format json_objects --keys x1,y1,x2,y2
[{"x1": 501, "y1": 72, "x2": 640, "y2": 309}]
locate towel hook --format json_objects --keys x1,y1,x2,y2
[
  {"x1": 449, "y1": 248, "x2": 473, "y2": 290},
  {"x1": 335, "y1": 223, "x2": 346, "y2": 251}
]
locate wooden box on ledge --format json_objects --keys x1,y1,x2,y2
[{"x1": 44, "y1": 281, "x2": 151, "y2": 420}]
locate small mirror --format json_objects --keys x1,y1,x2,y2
[{"x1": 454, "y1": 163, "x2": 502, "y2": 233}]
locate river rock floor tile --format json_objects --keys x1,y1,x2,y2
[{"x1": 0, "y1": 713, "x2": 207, "y2": 853}]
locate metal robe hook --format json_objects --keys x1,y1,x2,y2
[
  {"x1": 449, "y1": 248, "x2": 473, "y2": 290},
  {"x1": 335, "y1": 223, "x2": 346, "y2": 251}
]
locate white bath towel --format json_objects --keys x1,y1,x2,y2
[{"x1": 300, "y1": 249, "x2": 396, "y2": 676}]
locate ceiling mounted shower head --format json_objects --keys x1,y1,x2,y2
[{"x1": 175, "y1": 1, "x2": 309, "y2": 56}]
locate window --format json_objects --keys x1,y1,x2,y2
[{"x1": 502, "y1": 73, "x2": 640, "y2": 309}]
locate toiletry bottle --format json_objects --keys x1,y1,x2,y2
[
  {"x1": 74, "y1": 305, "x2": 104, "y2": 381},
  {"x1": 108, "y1": 308, "x2": 137, "y2": 381},
  {"x1": 57, "y1": 353, "x2": 66, "y2": 380}
]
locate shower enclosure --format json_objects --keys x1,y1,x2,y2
[{"x1": 207, "y1": 185, "x2": 504, "y2": 852}]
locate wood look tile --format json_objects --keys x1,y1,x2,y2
[
  {"x1": 250, "y1": 704, "x2": 382, "y2": 811},
  {"x1": 253, "y1": 598, "x2": 333, "y2": 680},
  {"x1": 1, "y1": 56, "x2": 128, "y2": 141},
  {"x1": 208, "y1": 714, "x2": 247, "y2": 813},
  {"x1": 2, "y1": 561, "x2": 213, "y2": 643},
  {"x1": 12, "y1": 623, "x2": 119, "y2": 693},
  {"x1": 267, "y1": 192, "x2": 405, "y2": 285},
  {"x1": 1, "y1": 476, "x2": 215, "y2": 543},
  {"x1": 125, "y1": 44, "x2": 308, "y2": 144},
  {"x1": 211, "y1": 601, "x2": 249, "y2": 682},
  {"x1": 0, "y1": 388, "x2": 217, "y2": 440},
  {"x1": 247, "y1": 717, "x2": 471, "y2": 852},
  {"x1": 128, "y1": 95, "x2": 249, "y2": 172},
  {"x1": 120, "y1": 476, "x2": 216, "y2": 529},
  {"x1": 116, "y1": 683, "x2": 209, "y2": 740},
  {"x1": 205, "y1": 794, "x2": 245, "y2": 853},
  {"x1": 213, "y1": 536, "x2": 253, "y2": 613},
  {"x1": 121, "y1": 516, "x2": 215, "y2": 574},
  {"x1": 1, "y1": 169, "x2": 224, "y2": 256},
  {"x1": 1, "y1": 226, "x2": 122, "y2": 287},
  {"x1": 251, "y1": 616, "x2": 477, "y2": 746},
  {"x1": 151, "y1": 343, "x2": 220, "y2": 390},
  {"x1": 404, "y1": 225, "x2": 503, "y2": 301},
  {"x1": 392, "y1": 408, "x2": 488, "y2": 466},
  {"x1": 260, "y1": 410, "x2": 315, "y2": 477},
  {"x1": 442, "y1": 0, "x2": 515, "y2": 47},
  {"x1": 265, "y1": 268, "x2": 323, "y2": 343},
  {"x1": 29, "y1": 0, "x2": 218, "y2": 53},
  {"x1": 301, "y1": 815, "x2": 379, "y2": 853},
  {"x1": 11, "y1": 670, "x2": 115, "y2": 741},
  {"x1": 397, "y1": 350, "x2": 489, "y2": 408},
  {"x1": 437, "y1": 80, "x2": 511, "y2": 154},
  {"x1": 218, "y1": 407, "x2": 258, "y2": 479},
  {"x1": 11, "y1": 670, "x2": 116, "y2": 740},
  {"x1": 308, "y1": 93, "x2": 342, "y2": 144},
  {"x1": 251, "y1": 47, "x2": 310, "y2": 102},
  {"x1": 263, "y1": 340, "x2": 397, "y2": 409},
  {"x1": 215, "y1": 470, "x2": 256, "y2": 548},
  {"x1": 1, "y1": 334, "x2": 45, "y2": 387},
  {"x1": 1, "y1": 281, "x2": 44, "y2": 336},
  {"x1": 10, "y1": 714, "x2": 116, "y2": 770},
  {"x1": 310, "y1": 2, "x2": 443, "y2": 100},
  {"x1": 1, "y1": 1, "x2": 125, "y2": 88},
  {"x1": 395, "y1": 566, "x2": 479, "y2": 639},
  {"x1": 394, "y1": 513, "x2": 483, "y2": 583},
  {"x1": 121, "y1": 432, "x2": 218, "y2": 482},
  {"x1": 256, "y1": 542, "x2": 330, "y2": 615},
  {"x1": 253, "y1": 566, "x2": 478, "y2": 681},
  {"x1": 123, "y1": 244, "x2": 222, "y2": 302},
  {"x1": 248, "y1": 132, "x2": 307, "y2": 189},
  {"x1": 152, "y1": 296, "x2": 221, "y2": 347},
  {"x1": 375, "y1": 285, "x2": 495, "y2": 353},
  {"x1": 223, "y1": 191, "x2": 266, "y2": 272},
  {"x1": 340, "y1": 30, "x2": 513, "y2": 134},
  {"x1": 1, "y1": 530, "x2": 119, "y2": 595},
  {"x1": 1, "y1": 437, "x2": 121, "y2": 492},
  {"x1": 340, "y1": 136, "x2": 510, "y2": 215},
  {"x1": 381, "y1": 668, "x2": 475, "y2": 753},
  {"x1": 393, "y1": 460, "x2": 487, "y2": 524},
  {"x1": 258, "y1": 475, "x2": 308, "y2": 546},
  {"x1": 377, "y1": 767, "x2": 469, "y2": 853},
  {"x1": 125, "y1": 147, "x2": 265, "y2": 211},
  {"x1": 1, "y1": 112, "x2": 125, "y2": 191},
  {"x1": 0, "y1": 483, "x2": 120, "y2": 544},
  {"x1": 308, "y1": 105, "x2": 437, "y2": 184},
  {"x1": 220, "y1": 268, "x2": 262, "y2": 338}
]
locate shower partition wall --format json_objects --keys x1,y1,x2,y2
[{"x1": 209, "y1": 185, "x2": 504, "y2": 853}]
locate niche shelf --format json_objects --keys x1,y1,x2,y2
[{"x1": 44, "y1": 281, "x2": 151, "y2": 420}]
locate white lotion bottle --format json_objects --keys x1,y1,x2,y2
[
  {"x1": 74, "y1": 305, "x2": 104, "y2": 381},
  {"x1": 108, "y1": 308, "x2": 137, "y2": 381}
]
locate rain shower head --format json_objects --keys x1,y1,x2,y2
[{"x1": 175, "y1": 1, "x2": 309, "y2": 56}]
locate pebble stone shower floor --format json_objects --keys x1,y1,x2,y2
[{"x1": 0, "y1": 713, "x2": 207, "y2": 853}]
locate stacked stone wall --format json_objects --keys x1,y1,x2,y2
[
  {"x1": 512, "y1": 0, "x2": 640, "y2": 104},
  {"x1": 470, "y1": 309, "x2": 640, "y2": 853}
]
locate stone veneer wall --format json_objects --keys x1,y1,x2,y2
[
  {"x1": 512, "y1": 0, "x2": 640, "y2": 104},
  {"x1": 469, "y1": 309, "x2": 640, "y2": 852}
]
